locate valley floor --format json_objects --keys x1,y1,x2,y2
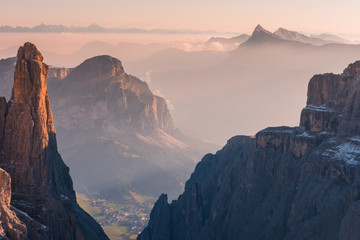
[{"x1": 76, "y1": 193, "x2": 153, "y2": 240}]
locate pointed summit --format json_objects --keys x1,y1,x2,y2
[
  {"x1": 253, "y1": 24, "x2": 273, "y2": 35},
  {"x1": 240, "y1": 25, "x2": 313, "y2": 47},
  {"x1": 241, "y1": 24, "x2": 279, "y2": 45},
  {"x1": 0, "y1": 42, "x2": 109, "y2": 239}
]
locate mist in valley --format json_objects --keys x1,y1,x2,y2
[
  {"x1": 2, "y1": 26, "x2": 360, "y2": 147},
  {"x1": 2, "y1": 24, "x2": 360, "y2": 239}
]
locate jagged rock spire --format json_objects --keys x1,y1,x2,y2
[{"x1": 0, "y1": 42, "x2": 109, "y2": 239}]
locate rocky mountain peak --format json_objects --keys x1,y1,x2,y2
[
  {"x1": 67, "y1": 55, "x2": 124, "y2": 84},
  {"x1": 12, "y1": 41, "x2": 50, "y2": 110},
  {"x1": 0, "y1": 42, "x2": 109, "y2": 239},
  {"x1": 16, "y1": 42, "x2": 43, "y2": 62},
  {"x1": 50, "y1": 54, "x2": 174, "y2": 134},
  {"x1": 253, "y1": 24, "x2": 271, "y2": 34},
  {"x1": 343, "y1": 60, "x2": 360, "y2": 79},
  {"x1": 242, "y1": 24, "x2": 282, "y2": 45}
]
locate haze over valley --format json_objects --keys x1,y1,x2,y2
[
  {"x1": 3, "y1": 1, "x2": 360, "y2": 239},
  {"x1": 2, "y1": 24, "x2": 360, "y2": 146}
]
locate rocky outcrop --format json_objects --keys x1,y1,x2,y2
[
  {"x1": 49, "y1": 55, "x2": 174, "y2": 134},
  {"x1": 0, "y1": 42, "x2": 109, "y2": 239},
  {"x1": 0, "y1": 50, "x2": 216, "y2": 222},
  {"x1": 299, "y1": 60, "x2": 360, "y2": 136},
  {"x1": 138, "y1": 60, "x2": 360, "y2": 240},
  {"x1": 0, "y1": 57, "x2": 16, "y2": 100},
  {"x1": 0, "y1": 57, "x2": 70, "y2": 100},
  {"x1": 0, "y1": 168, "x2": 27, "y2": 240},
  {"x1": 47, "y1": 67, "x2": 71, "y2": 80}
]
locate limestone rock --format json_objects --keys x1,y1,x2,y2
[
  {"x1": 47, "y1": 67, "x2": 71, "y2": 80},
  {"x1": 46, "y1": 55, "x2": 199, "y2": 201},
  {"x1": 0, "y1": 42, "x2": 109, "y2": 240},
  {"x1": 49, "y1": 55, "x2": 174, "y2": 134},
  {"x1": 300, "y1": 60, "x2": 360, "y2": 136},
  {"x1": 0, "y1": 168, "x2": 27, "y2": 240},
  {"x1": 138, "y1": 60, "x2": 360, "y2": 240},
  {"x1": 0, "y1": 57, "x2": 16, "y2": 100}
]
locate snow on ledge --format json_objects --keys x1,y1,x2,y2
[
  {"x1": 323, "y1": 142, "x2": 360, "y2": 165},
  {"x1": 304, "y1": 105, "x2": 336, "y2": 112}
]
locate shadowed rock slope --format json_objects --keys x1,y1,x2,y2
[
  {"x1": 0, "y1": 42, "x2": 109, "y2": 239},
  {"x1": 138, "y1": 60, "x2": 360, "y2": 240}
]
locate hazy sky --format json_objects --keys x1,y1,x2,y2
[{"x1": 1, "y1": 0, "x2": 360, "y2": 34}]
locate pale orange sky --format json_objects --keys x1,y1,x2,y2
[{"x1": 1, "y1": 0, "x2": 360, "y2": 35}]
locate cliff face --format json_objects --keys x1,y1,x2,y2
[
  {"x1": 138, "y1": 60, "x2": 360, "y2": 240},
  {"x1": 0, "y1": 57, "x2": 16, "y2": 100},
  {"x1": 0, "y1": 43, "x2": 109, "y2": 240},
  {"x1": 49, "y1": 55, "x2": 173, "y2": 134},
  {"x1": 0, "y1": 168, "x2": 27, "y2": 239},
  {"x1": 0, "y1": 52, "x2": 216, "y2": 236},
  {"x1": 300, "y1": 60, "x2": 360, "y2": 135},
  {"x1": 44, "y1": 55, "x2": 210, "y2": 202}
]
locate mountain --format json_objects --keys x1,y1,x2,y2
[
  {"x1": 311, "y1": 33, "x2": 353, "y2": 44},
  {"x1": 242, "y1": 24, "x2": 312, "y2": 47},
  {"x1": 125, "y1": 24, "x2": 360, "y2": 145},
  {"x1": 0, "y1": 52, "x2": 217, "y2": 238},
  {"x1": 46, "y1": 55, "x2": 215, "y2": 203},
  {"x1": 0, "y1": 43, "x2": 108, "y2": 239},
  {"x1": 274, "y1": 27, "x2": 327, "y2": 45},
  {"x1": 0, "y1": 24, "x2": 236, "y2": 35},
  {"x1": 138, "y1": 59, "x2": 360, "y2": 240},
  {"x1": 206, "y1": 34, "x2": 250, "y2": 50}
]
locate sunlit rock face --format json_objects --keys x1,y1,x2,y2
[
  {"x1": 138, "y1": 60, "x2": 360, "y2": 240},
  {"x1": 0, "y1": 48, "x2": 216, "y2": 207},
  {"x1": 49, "y1": 55, "x2": 174, "y2": 134},
  {"x1": 0, "y1": 42, "x2": 109, "y2": 240}
]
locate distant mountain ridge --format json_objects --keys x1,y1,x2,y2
[
  {"x1": 205, "y1": 34, "x2": 250, "y2": 50},
  {"x1": 124, "y1": 24, "x2": 360, "y2": 145},
  {"x1": 0, "y1": 23, "x2": 238, "y2": 35},
  {"x1": 241, "y1": 24, "x2": 351, "y2": 46},
  {"x1": 274, "y1": 27, "x2": 327, "y2": 45}
]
